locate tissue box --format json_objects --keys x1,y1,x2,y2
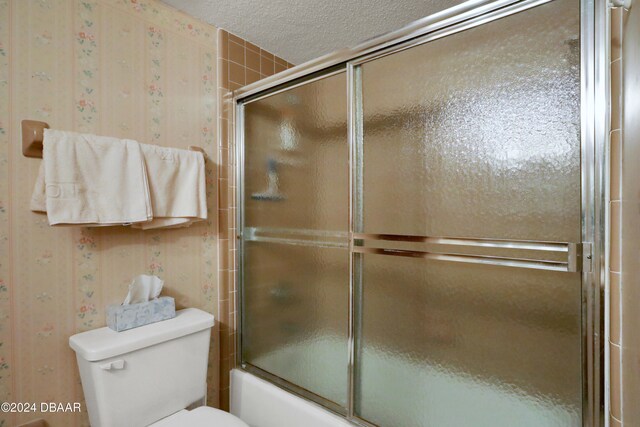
[{"x1": 106, "y1": 297, "x2": 176, "y2": 332}]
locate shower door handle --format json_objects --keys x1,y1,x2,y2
[{"x1": 352, "y1": 234, "x2": 584, "y2": 273}]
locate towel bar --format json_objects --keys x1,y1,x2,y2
[{"x1": 21, "y1": 119, "x2": 206, "y2": 158}]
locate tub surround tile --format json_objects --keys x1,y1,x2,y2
[
  {"x1": 246, "y1": 41, "x2": 260, "y2": 53},
  {"x1": 611, "y1": 59, "x2": 622, "y2": 131},
  {"x1": 229, "y1": 61, "x2": 246, "y2": 85},
  {"x1": 611, "y1": 414, "x2": 623, "y2": 427},
  {"x1": 247, "y1": 69, "x2": 261, "y2": 85},
  {"x1": 610, "y1": 201, "x2": 621, "y2": 273},
  {"x1": 228, "y1": 33, "x2": 245, "y2": 46},
  {"x1": 261, "y1": 55, "x2": 275, "y2": 76},
  {"x1": 246, "y1": 48, "x2": 261, "y2": 72},
  {"x1": 217, "y1": 28, "x2": 294, "y2": 410},
  {"x1": 611, "y1": 272, "x2": 621, "y2": 345},
  {"x1": 611, "y1": 342, "x2": 622, "y2": 420},
  {"x1": 275, "y1": 61, "x2": 287, "y2": 74},
  {"x1": 609, "y1": 10, "x2": 627, "y2": 424},
  {"x1": 229, "y1": 41, "x2": 245, "y2": 66},
  {"x1": 611, "y1": 130, "x2": 622, "y2": 201},
  {"x1": 611, "y1": 7, "x2": 625, "y2": 62}
]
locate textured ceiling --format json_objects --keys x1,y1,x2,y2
[{"x1": 161, "y1": 0, "x2": 465, "y2": 64}]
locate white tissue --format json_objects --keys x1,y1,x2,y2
[{"x1": 122, "y1": 274, "x2": 164, "y2": 305}]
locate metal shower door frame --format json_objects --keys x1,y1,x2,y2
[{"x1": 234, "y1": 0, "x2": 607, "y2": 425}]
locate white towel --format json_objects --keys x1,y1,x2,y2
[
  {"x1": 30, "y1": 130, "x2": 207, "y2": 229},
  {"x1": 131, "y1": 143, "x2": 207, "y2": 230},
  {"x1": 31, "y1": 129, "x2": 152, "y2": 226}
]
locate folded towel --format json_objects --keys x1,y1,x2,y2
[
  {"x1": 131, "y1": 143, "x2": 207, "y2": 230},
  {"x1": 31, "y1": 129, "x2": 152, "y2": 226},
  {"x1": 30, "y1": 130, "x2": 207, "y2": 229}
]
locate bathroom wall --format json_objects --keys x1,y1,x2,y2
[
  {"x1": 0, "y1": 1, "x2": 220, "y2": 426},
  {"x1": 609, "y1": 6, "x2": 625, "y2": 427},
  {"x1": 216, "y1": 29, "x2": 294, "y2": 410},
  {"x1": 619, "y1": 2, "x2": 640, "y2": 426}
]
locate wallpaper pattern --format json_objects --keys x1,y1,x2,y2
[{"x1": 0, "y1": 1, "x2": 218, "y2": 425}]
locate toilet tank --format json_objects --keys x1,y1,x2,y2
[{"x1": 69, "y1": 308, "x2": 214, "y2": 427}]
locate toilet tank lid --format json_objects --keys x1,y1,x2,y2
[{"x1": 69, "y1": 308, "x2": 214, "y2": 361}]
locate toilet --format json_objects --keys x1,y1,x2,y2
[{"x1": 69, "y1": 308, "x2": 249, "y2": 427}]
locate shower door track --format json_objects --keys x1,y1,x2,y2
[{"x1": 234, "y1": 0, "x2": 608, "y2": 425}]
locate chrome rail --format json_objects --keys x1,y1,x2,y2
[
  {"x1": 353, "y1": 234, "x2": 582, "y2": 272},
  {"x1": 244, "y1": 227, "x2": 348, "y2": 248},
  {"x1": 243, "y1": 227, "x2": 583, "y2": 272}
]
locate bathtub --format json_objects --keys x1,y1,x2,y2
[
  {"x1": 229, "y1": 335, "x2": 579, "y2": 427},
  {"x1": 230, "y1": 368, "x2": 352, "y2": 427}
]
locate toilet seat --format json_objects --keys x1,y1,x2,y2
[{"x1": 151, "y1": 406, "x2": 250, "y2": 427}]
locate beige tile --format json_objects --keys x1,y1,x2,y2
[
  {"x1": 611, "y1": 272, "x2": 621, "y2": 345},
  {"x1": 228, "y1": 269, "x2": 237, "y2": 293},
  {"x1": 229, "y1": 41, "x2": 245, "y2": 66},
  {"x1": 219, "y1": 179, "x2": 229, "y2": 209},
  {"x1": 610, "y1": 414, "x2": 622, "y2": 427},
  {"x1": 246, "y1": 69, "x2": 261, "y2": 85},
  {"x1": 228, "y1": 61, "x2": 245, "y2": 85},
  {"x1": 220, "y1": 390, "x2": 230, "y2": 412},
  {"x1": 246, "y1": 40, "x2": 260, "y2": 53},
  {"x1": 228, "y1": 32, "x2": 245, "y2": 45},
  {"x1": 220, "y1": 300, "x2": 230, "y2": 331},
  {"x1": 218, "y1": 268, "x2": 229, "y2": 295},
  {"x1": 229, "y1": 81, "x2": 243, "y2": 91},
  {"x1": 219, "y1": 30, "x2": 229, "y2": 58},
  {"x1": 246, "y1": 48, "x2": 261, "y2": 72},
  {"x1": 611, "y1": 7, "x2": 624, "y2": 62},
  {"x1": 221, "y1": 204, "x2": 231, "y2": 229},
  {"x1": 611, "y1": 130, "x2": 622, "y2": 201},
  {"x1": 275, "y1": 61, "x2": 287, "y2": 74},
  {"x1": 611, "y1": 59, "x2": 622, "y2": 131},
  {"x1": 220, "y1": 117, "x2": 228, "y2": 150},
  {"x1": 610, "y1": 342, "x2": 622, "y2": 420},
  {"x1": 218, "y1": 59, "x2": 228, "y2": 89},
  {"x1": 221, "y1": 358, "x2": 231, "y2": 385},
  {"x1": 611, "y1": 201, "x2": 621, "y2": 273},
  {"x1": 261, "y1": 55, "x2": 275, "y2": 76},
  {"x1": 219, "y1": 162, "x2": 228, "y2": 190}
]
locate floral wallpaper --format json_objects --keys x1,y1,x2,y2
[
  {"x1": 0, "y1": 1, "x2": 219, "y2": 426},
  {"x1": 0, "y1": 1, "x2": 11, "y2": 427}
]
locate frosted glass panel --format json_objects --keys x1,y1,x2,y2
[
  {"x1": 360, "y1": 0, "x2": 581, "y2": 241},
  {"x1": 243, "y1": 242, "x2": 349, "y2": 406},
  {"x1": 244, "y1": 73, "x2": 348, "y2": 231},
  {"x1": 356, "y1": 255, "x2": 582, "y2": 427},
  {"x1": 241, "y1": 72, "x2": 349, "y2": 407},
  {"x1": 356, "y1": 0, "x2": 582, "y2": 425}
]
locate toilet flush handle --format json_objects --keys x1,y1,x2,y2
[{"x1": 100, "y1": 359, "x2": 125, "y2": 371}]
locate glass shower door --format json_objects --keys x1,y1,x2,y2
[
  {"x1": 240, "y1": 72, "x2": 350, "y2": 410},
  {"x1": 353, "y1": 0, "x2": 583, "y2": 425}
]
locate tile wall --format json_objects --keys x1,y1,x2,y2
[
  {"x1": 609, "y1": 6, "x2": 625, "y2": 427},
  {"x1": 216, "y1": 28, "x2": 294, "y2": 410}
]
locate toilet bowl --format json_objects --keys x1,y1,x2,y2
[{"x1": 69, "y1": 308, "x2": 248, "y2": 427}]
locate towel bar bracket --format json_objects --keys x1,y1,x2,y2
[{"x1": 22, "y1": 119, "x2": 49, "y2": 158}]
